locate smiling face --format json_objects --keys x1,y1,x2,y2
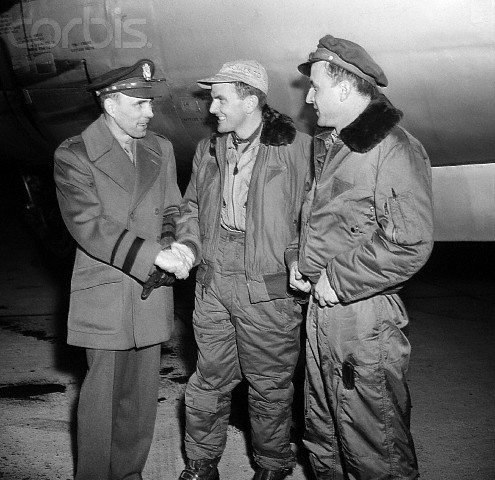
[
  {"x1": 209, "y1": 83, "x2": 249, "y2": 135},
  {"x1": 306, "y1": 61, "x2": 342, "y2": 129},
  {"x1": 105, "y1": 92, "x2": 154, "y2": 140}
]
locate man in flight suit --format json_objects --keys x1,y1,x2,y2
[
  {"x1": 290, "y1": 36, "x2": 434, "y2": 479},
  {"x1": 174, "y1": 60, "x2": 312, "y2": 480}
]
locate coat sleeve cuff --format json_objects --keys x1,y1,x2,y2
[
  {"x1": 126, "y1": 239, "x2": 162, "y2": 283},
  {"x1": 181, "y1": 241, "x2": 199, "y2": 264},
  {"x1": 284, "y1": 248, "x2": 299, "y2": 269},
  {"x1": 325, "y1": 264, "x2": 342, "y2": 301}
]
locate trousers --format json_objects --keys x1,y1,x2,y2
[
  {"x1": 304, "y1": 295, "x2": 419, "y2": 480},
  {"x1": 184, "y1": 227, "x2": 303, "y2": 470},
  {"x1": 75, "y1": 345, "x2": 161, "y2": 480}
]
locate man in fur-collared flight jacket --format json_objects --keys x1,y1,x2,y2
[
  {"x1": 173, "y1": 60, "x2": 312, "y2": 480},
  {"x1": 290, "y1": 36, "x2": 434, "y2": 480}
]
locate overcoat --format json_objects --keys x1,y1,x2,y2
[{"x1": 54, "y1": 114, "x2": 181, "y2": 349}]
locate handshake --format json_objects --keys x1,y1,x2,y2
[{"x1": 141, "y1": 242, "x2": 195, "y2": 300}]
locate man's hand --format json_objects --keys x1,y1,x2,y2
[
  {"x1": 141, "y1": 267, "x2": 175, "y2": 300},
  {"x1": 170, "y1": 242, "x2": 195, "y2": 272},
  {"x1": 154, "y1": 248, "x2": 190, "y2": 280},
  {"x1": 314, "y1": 269, "x2": 340, "y2": 307},
  {"x1": 289, "y1": 262, "x2": 311, "y2": 292}
]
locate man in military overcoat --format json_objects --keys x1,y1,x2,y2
[{"x1": 54, "y1": 59, "x2": 188, "y2": 480}]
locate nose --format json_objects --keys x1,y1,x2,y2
[
  {"x1": 144, "y1": 102, "x2": 154, "y2": 118},
  {"x1": 306, "y1": 87, "x2": 315, "y2": 104},
  {"x1": 210, "y1": 99, "x2": 218, "y2": 114}
]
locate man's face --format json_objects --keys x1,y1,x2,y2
[
  {"x1": 108, "y1": 93, "x2": 154, "y2": 139},
  {"x1": 306, "y1": 61, "x2": 341, "y2": 128},
  {"x1": 209, "y1": 83, "x2": 248, "y2": 134}
]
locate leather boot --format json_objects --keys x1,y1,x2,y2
[
  {"x1": 178, "y1": 458, "x2": 221, "y2": 480},
  {"x1": 252, "y1": 467, "x2": 292, "y2": 480}
]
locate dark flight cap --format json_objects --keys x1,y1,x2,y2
[
  {"x1": 298, "y1": 35, "x2": 388, "y2": 87},
  {"x1": 87, "y1": 59, "x2": 163, "y2": 98}
]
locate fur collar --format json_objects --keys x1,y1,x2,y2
[
  {"x1": 339, "y1": 93, "x2": 403, "y2": 153},
  {"x1": 209, "y1": 105, "x2": 296, "y2": 156}
]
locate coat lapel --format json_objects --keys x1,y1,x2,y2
[
  {"x1": 314, "y1": 130, "x2": 351, "y2": 180},
  {"x1": 323, "y1": 143, "x2": 351, "y2": 178},
  {"x1": 132, "y1": 133, "x2": 162, "y2": 208},
  {"x1": 82, "y1": 115, "x2": 135, "y2": 193}
]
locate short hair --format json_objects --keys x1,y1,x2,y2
[
  {"x1": 232, "y1": 81, "x2": 267, "y2": 109},
  {"x1": 99, "y1": 91, "x2": 120, "y2": 111},
  {"x1": 324, "y1": 62, "x2": 378, "y2": 98}
]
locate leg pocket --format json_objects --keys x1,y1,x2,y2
[
  {"x1": 185, "y1": 381, "x2": 219, "y2": 414},
  {"x1": 263, "y1": 297, "x2": 304, "y2": 333}
]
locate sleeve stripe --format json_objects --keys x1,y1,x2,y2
[
  {"x1": 111, "y1": 229, "x2": 129, "y2": 265},
  {"x1": 122, "y1": 237, "x2": 145, "y2": 274}
]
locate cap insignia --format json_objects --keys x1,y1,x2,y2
[{"x1": 142, "y1": 63, "x2": 152, "y2": 81}]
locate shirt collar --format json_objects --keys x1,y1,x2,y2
[
  {"x1": 229, "y1": 121, "x2": 263, "y2": 150},
  {"x1": 315, "y1": 127, "x2": 341, "y2": 150}
]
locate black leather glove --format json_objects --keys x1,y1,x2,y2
[{"x1": 141, "y1": 267, "x2": 175, "y2": 300}]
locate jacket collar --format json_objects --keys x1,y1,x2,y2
[
  {"x1": 82, "y1": 114, "x2": 162, "y2": 162},
  {"x1": 338, "y1": 93, "x2": 403, "y2": 153},
  {"x1": 210, "y1": 105, "x2": 297, "y2": 156}
]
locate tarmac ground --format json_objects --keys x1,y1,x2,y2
[{"x1": 1, "y1": 168, "x2": 494, "y2": 480}]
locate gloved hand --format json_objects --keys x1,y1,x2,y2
[
  {"x1": 141, "y1": 267, "x2": 175, "y2": 300},
  {"x1": 171, "y1": 242, "x2": 195, "y2": 271}
]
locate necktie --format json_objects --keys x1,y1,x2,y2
[{"x1": 123, "y1": 143, "x2": 134, "y2": 164}]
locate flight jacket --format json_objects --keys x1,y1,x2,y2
[
  {"x1": 177, "y1": 105, "x2": 312, "y2": 302},
  {"x1": 295, "y1": 94, "x2": 434, "y2": 303}
]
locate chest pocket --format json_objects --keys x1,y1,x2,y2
[
  {"x1": 331, "y1": 177, "x2": 353, "y2": 199},
  {"x1": 204, "y1": 160, "x2": 219, "y2": 182},
  {"x1": 198, "y1": 160, "x2": 220, "y2": 197},
  {"x1": 266, "y1": 166, "x2": 286, "y2": 184},
  {"x1": 343, "y1": 188, "x2": 377, "y2": 236}
]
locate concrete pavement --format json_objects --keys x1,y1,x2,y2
[{"x1": 1, "y1": 170, "x2": 494, "y2": 479}]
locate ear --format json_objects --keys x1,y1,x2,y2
[
  {"x1": 339, "y1": 80, "x2": 352, "y2": 102},
  {"x1": 244, "y1": 94, "x2": 259, "y2": 114},
  {"x1": 103, "y1": 97, "x2": 116, "y2": 118}
]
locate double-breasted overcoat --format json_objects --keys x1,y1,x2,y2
[{"x1": 54, "y1": 114, "x2": 181, "y2": 350}]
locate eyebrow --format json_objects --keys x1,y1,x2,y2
[{"x1": 211, "y1": 93, "x2": 226, "y2": 100}]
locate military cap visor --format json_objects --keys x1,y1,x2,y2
[{"x1": 87, "y1": 59, "x2": 164, "y2": 98}]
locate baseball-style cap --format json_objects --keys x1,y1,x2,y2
[
  {"x1": 298, "y1": 35, "x2": 388, "y2": 87},
  {"x1": 197, "y1": 60, "x2": 268, "y2": 94},
  {"x1": 87, "y1": 59, "x2": 163, "y2": 98}
]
